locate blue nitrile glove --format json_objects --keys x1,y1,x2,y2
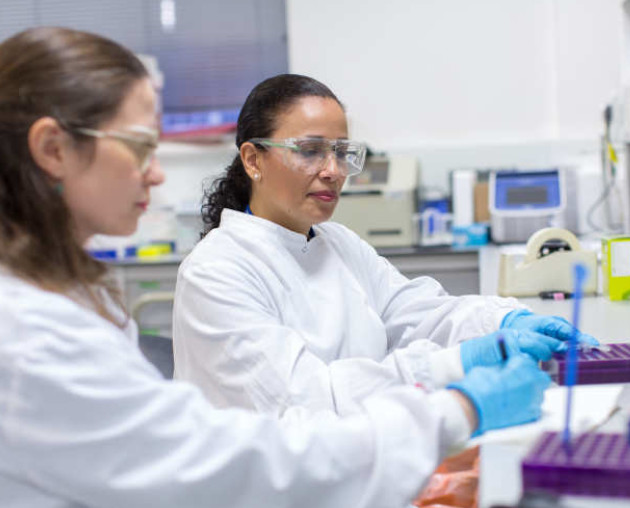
[
  {"x1": 460, "y1": 329, "x2": 566, "y2": 373},
  {"x1": 502, "y1": 309, "x2": 599, "y2": 347},
  {"x1": 448, "y1": 355, "x2": 551, "y2": 436}
]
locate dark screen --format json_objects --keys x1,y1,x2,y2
[{"x1": 506, "y1": 186, "x2": 548, "y2": 205}]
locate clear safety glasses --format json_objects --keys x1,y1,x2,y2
[
  {"x1": 249, "y1": 137, "x2": 367, "y2": 177},
  {"x1": 75, "y1": 125, "x2": 159, "y2": 174}
]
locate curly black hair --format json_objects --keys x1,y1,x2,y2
[{"x1": 200, "y1": 74, "x2": 342, "y2": 235}]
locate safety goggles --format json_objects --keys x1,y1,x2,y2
[
  {"x1": 249, "y1": 137, "x2": 367, "y2": 176},
  {"x1": 75, "y1": 125, "x2": 159, "y2": 174}
]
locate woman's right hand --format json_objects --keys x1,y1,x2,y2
[{"x1": 447, "y1": 355, "x2": 551, "y2": 436}]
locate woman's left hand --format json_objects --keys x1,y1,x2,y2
[{"x1": 501, "y1": 309, "x2": 599, "y2": 346}]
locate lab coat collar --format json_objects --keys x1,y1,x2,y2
[
  {"x1": 244, "y1": 204, "x2": 316, "y2": 240},
  {"x1": 219, "y1": 209, "x2": 320, "y2": 249}
]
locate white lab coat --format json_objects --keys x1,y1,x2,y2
[
  {"x1": 0, "y1": 268, "x2": 470, "y2": 508},
  {"x1": 173, "y1": 210, "x2": 523, "y2": 416}
]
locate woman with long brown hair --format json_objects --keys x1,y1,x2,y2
[{"x1": 0, "y1": 25, "x2": 552, "y2": 508}]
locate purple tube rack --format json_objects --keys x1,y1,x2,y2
[
  {"x1": 541, "y1": 343, "x2": 630, "y2": 385},
  {"x1": 522, "y1": 431, "x2": 630, "y2": 498}
]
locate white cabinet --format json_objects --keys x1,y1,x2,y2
[
  {"x1": 381, "y1": 248, "x2": 480, "y2": 296},
  {"x1": 109, "y1": 261, "x2": 179, "y2": 338}
]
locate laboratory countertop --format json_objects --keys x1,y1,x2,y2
[
  {"x1": 106, "y1": 253, "x2": 186, "y2": 267},
  {"x1": 376, "y1": 244, "x2": 480, "y2": 256},
  {"x1": 106, "y1": 244, "x2": 480, "y2": 267}
]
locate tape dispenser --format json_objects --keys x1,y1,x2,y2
[{"x1": 498, "y1": 227, "x2": 598, "y2": 297}]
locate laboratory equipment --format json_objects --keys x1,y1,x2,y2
[
  {"x1": 331, "y1": 155, "x2": 418, "y2": 247},
  {"x1": 562, "y1": 263, "x2": 587, "y2": 450},
  {"x1": 601, "y1": 236, "x2": 630, "y2": 301},
  {"x1": 591, "y1": 105, "x2": 627, "y2": 234},
  {"x1": 451, "y1": 223, "x2": 488, "y2": 248},
  {"x1": 498, "y1": 228, "x2": 597, "y2": 297},
  {"x1": 539, "y1": 290, "x2": 573, "y2": 300},
  {"x1": 450, "y1": 169, "x2": 490, "y2": 247},
  {"x1": 113, "y1": 262, "x2": 178, "y2": 338},
  {"x1": 522, "y1": 431, "x2": 630, "y2": 498},
  {"x1": 417, "y1": 208, "x2": 453, "y2": 246},
  {"x1": 452, "y1": 169, "x2": 475, "y2": 228},
  {"x1": 86, "y1": 234, "x2": 135, "y2": 261},
  {"x1": 131, "y1": 206, "x2": 178, "y2": 256},
  {"x1": 542, "y1": 343, "x2": 630, "y2": 385},
  {"x1": 602, "y1": 91, "x2": 630, "y2": 234},
  {"x1": 489, "y1": 169, "x2": 566, "y2": 243},
  {"x1": 416, "y1": 191, "x2": 451, "y2": 246}
]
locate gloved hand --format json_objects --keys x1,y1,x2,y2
[
  {"x1": 460, "y1": 329, "x2": 565, "y2": 373},
  {"x1": 448, "y1": 355, "x2": 551, "y2": 436},
  {"x1": 502, "y1": 309, "x2": 599, "y2": 347}
]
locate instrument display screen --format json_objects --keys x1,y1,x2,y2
[
  {"x1": 494, "y1": 170, "x2": 561, "y2": 210},
  {"x1": 506, "y1": 186, "x2": 548, "y2": 205}
]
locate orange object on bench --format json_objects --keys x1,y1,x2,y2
[{"x1": 414, "y1": 446, "x2": 479, "y2": 508}]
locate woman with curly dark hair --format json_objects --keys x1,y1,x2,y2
[{"x1": 172, "y1": 73, "x2": 558, "y2": 429}]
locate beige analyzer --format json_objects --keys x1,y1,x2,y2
[
  {"x1": 498, "y1": 228, "x2": 598, "y2": 297},
  {"x1": 331, "y1": 155, "x2": 419, "y2": 247}
]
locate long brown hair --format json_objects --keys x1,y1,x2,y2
[{"x1": 0, "y1": 27, "x2": 149, "y2": 325}]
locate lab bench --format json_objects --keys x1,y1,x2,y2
[
  {"x1": 106, "y1": 246, "x2": 482, "y2": 337},
  {"x1": 477, "y1": 244, "x2": 630, "y2": 508}
]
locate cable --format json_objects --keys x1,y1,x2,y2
[{"x1": 587, "y1": 105, "x2": 624, "y2": 233}]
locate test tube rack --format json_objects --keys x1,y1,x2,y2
[
  {"x1": 541, "y1": 343, "x2": 630, "y2": 385},
  {"x1": 522, "y1": 431, "x2": 630, "y2": 498}
]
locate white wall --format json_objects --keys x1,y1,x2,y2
[
  {"x1": 155, "y1": 0, "x2": 625, "y2": 208},
  {"x1": 152, "y1": 142, "x2": 236, "y2": 212},
  {"x1": 286, "y1": 0, "x2": 624, "y2": 189}
]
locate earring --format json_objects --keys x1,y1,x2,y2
[
  {"x1": 54, "y1": 182, "x2": 64, "y2": 194},
  {"x1": 253, "y1": 173, "x2": 260, "y2": 181}
]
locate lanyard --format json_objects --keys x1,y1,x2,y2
[{"x1": 245, "y1": 205, "x2": 316, "y2": 240}]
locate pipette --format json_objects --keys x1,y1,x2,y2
[{"x1": 562, "y1": 262, "x2": 588, "y2": 452}]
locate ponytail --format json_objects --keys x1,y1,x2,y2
[{"x1": 201, "y1": 154, "x2": 251, "y2": 236}]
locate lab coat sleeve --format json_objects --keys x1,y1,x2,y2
[
  {"x1": 173, "y1": 257, "x2": 466, "y2": 415},
  {"x1": 0, "y1": 301, "x2": 470, "y2": 508},
  {"x1": 345, "y1": 230, "x2": 526, "y2": 348}
]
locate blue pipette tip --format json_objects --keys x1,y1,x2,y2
[
  {"x1": 573, "y1": 263, "x2": 589, "y2": 288},
  {"x1": 562, "y1": 262, "x2": 589, "y2": 452}
]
